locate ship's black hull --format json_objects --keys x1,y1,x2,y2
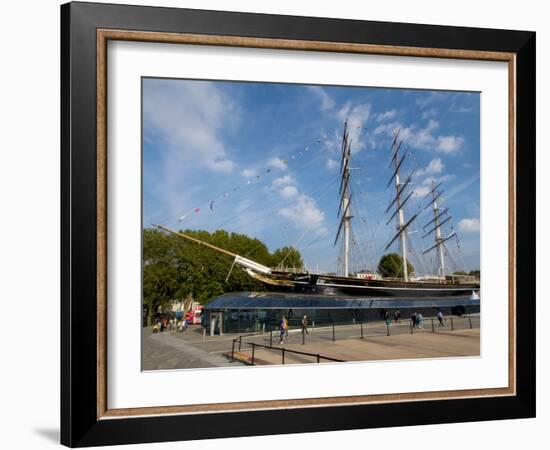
[{"x1": 262, "y1": 272, "x2": 480, "y2": 298}]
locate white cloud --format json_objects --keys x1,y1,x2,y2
[
  {"x1": 411, "y1": 119, "x2": 439, "y2": 149},
  {"x1": 458, "y1": 218, "x2": 480, "y2": 232},
  {"x1": 320, "y1": 129, "x2": 343, "y2": 155},
  {"x1": 279, "y1": 185, "x2": 299, "y2": 198},
  {"x1": 267, "y1": 157, "x2": 288, "y2": 170},
  {"x1": 373, "y1": 120, "x2": 438, "y2": 150},
  {"x1": 450, "y1": 103, "x2": 474, "y2": 113},
  {"x1": 241, "y1": 168, "x2": 256, "y2": 178},
  {"x1": 337, "y1": 102, "x2": 372, "y2": 151},
  {"x1": 422, "y1": 174, "x2": 455, "y2": 186},
  {"x1": 314, "y1": 227, "x2": 330, "y2": 237},
  {"x1": 437, "y1": 136, "x2": 464, "y2": 154},
  {"x1": 414, "y1": 171, "x2": 456, "y2": 198},
  {"x1": 272, "y1": 174, "x2": 295, "y2": 186},
  {"x1": 337, "y1": 102, "x2": 352, "y2": 122},
  {"x1": 376, "y1": 110, "x2": 397, "y2": 122},
  {"x1": 417, "y1": 158, "x2": 444, "y2": 177},
  {"x1": 416, "y1": 92, "x2": 448, "y2": 109},
  {"x1": 211, "y1": 159, "x2": 237, "y2": 172},
  {"x1": 373, "y1": 121, "x2": 400, "y2": 136},
  {"x1": 414, "y1": 186, "x2": 431, "y2": 197},
  {"x1": 422, "y1": 108, "x2": 438, "y2": 119},
  {"x1": 326, "y1": 158, "x2": 339, "y2": 171},
  {"x1": 279, "y1": 194, "x2": 325, "y2": 229},
  {"x1": 306, "y1": 86, "x2": 335, "y2": 111},
  {"x1": 143, "y1": 79, "x2": 238, "y2": 173},
  {"x1": 373, "y1": 118, "x2": 464, "y2": 155}
]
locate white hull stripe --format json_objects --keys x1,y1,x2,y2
[{"x1": 291, "y1": 280, "x2": 475, "y2": 292}]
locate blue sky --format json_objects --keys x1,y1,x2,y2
[{"x1": 143, "y1": 78, "x2": 480, "y2": 275}]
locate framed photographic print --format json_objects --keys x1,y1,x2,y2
[{"x1": 61, "y1": 1, "x2": 535, "y2": 447}]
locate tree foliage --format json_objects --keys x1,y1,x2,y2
[
  {"x1": 468, "y1": 269, "x2": 480, "y2": 278},
  {"x1": 377, "y1": 253, "x2": 414, "y2": 278},
  {"x1": 142, "y1": 228, "x2": 303, "y2": 322},
  {"x1": 271, "y1": 246, "x2": 304, "y2": 270}
]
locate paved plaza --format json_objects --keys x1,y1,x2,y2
[
  {"x1": 142, "y1": 327, "x2": 246, "y2": 370},
  {"x1": 142, "y1": 315, "x2": 480, "y2": 370}
]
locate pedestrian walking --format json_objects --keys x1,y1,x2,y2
[
  {"x1": 278, "y1": 316, "x2": 286, "y2": 344},
  {"x1": 416, "y1": 313, "x2": 424, "y2": 329},
  {"x1": 183, "y1": 318, "x2": 189, "y2": 331},
  {"x1": 394, "y1": 309, "x2": 401, "y2": 323},
  {"x1": 284, "y1": 316, "x2": 289, "y2": 339},
  {"x1": 437, "y1": 310, "x2": 445, "y2": 327},
  {"x1": 411, "y1": 312, "x2": 417, "y2": 328},
  {"x1": 301, "y1": 315, "x2": 309, "y2": 334}
]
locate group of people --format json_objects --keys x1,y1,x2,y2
[
  {"x1": 410, "y1": 312, "x2": 424, "y2": 329},
  {"x1": 409, "y1": 310, "x2": 446, "y2": 329},
  {"x1": 153, "y1": 317, "x2": 190, "y2": 333},
  {"x1": 277, "y1": 314, "x2": 309, "y2": 344},
  {"x1": 383, "y1": 309, "x2": 402, "y2": 326},
  {"x1": 274, "y1": 309, "x2": 446, "y2": 339}
]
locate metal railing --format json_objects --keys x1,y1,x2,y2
[
  {"x1": 408, "y1": 315, "x2": 477, "y2": 334},
  {"x1": 230, "y1": 335, "x2": 344, "y2": 365},
  {"x1": 246, "y1": 342, "x2": 344, "y2": 365},
  {"x1": 229, "y1": 314, "x2": 479, "y2": 363}
]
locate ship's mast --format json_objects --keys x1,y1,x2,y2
[
  {"x1": 421, "y1": 181, "x2": 455, "y2": 277},
  {"x1": 334, "y1": 120, "x2": 353, "y2": 277},
  {"x1": 343, "y1": 196, "x2": 351, "y2": 277},
  {"x1": 384, "y1": 130, "x2": 417, "y2": 281},
  {"x1": 431, "y1": 181, "x2": 445, "y2": 276},
  {"x1": 395, "y1": 172, "x2": 409, "y2": 281}
]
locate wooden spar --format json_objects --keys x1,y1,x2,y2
[
  {"x1": 423, "y1": 181, "x2": 443, "y2": 199},
  {"x1": 154, "y1": 224, "x2": 238, "y2": 258},
  {"x1": 338, "y1": 168, "x2": 350, "y2": 199},
  {"x1": 424, "y1": 190, "x2": 444, "y2": 210},
  {"x1": 423, "y1": 207, "x2": 449, "y2": 229},
  {"x1": 385, "y1": 151, "x2": 407, "y2": 188},
  {"x1": 385, "y1": 171, "x2": 414, "y2": 214},
  {"x1": 423, "y1": 232, "x2": 456, "y2": 255},
  {"x1": 386, "y1": 190, "x2": 414, "y2": 225},
  {"x1": 390, "y1": 129, "x2": 401, "y2": 153},
  {"x1": 154, "y1": 224, "x2": 272, "y2": 274},
  {"x1": 389, "y1": 141, "x2": 403, "y2": 168},
  {"x1": 333, "y1": 194, "x2": 353, "y2": 246},
  {"x1": 422, "y1": 215, "x2": 452, "y2": 238},
  {"x1": 384, "y1": 212, "x2": 418, "y2": 252},
  {"x1": 338, "y1": 120, "x2": 348, "y2": 172}
]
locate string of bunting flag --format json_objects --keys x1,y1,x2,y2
[{"x1": 155, "y1": 131, "x2": 339, "y2": 227}]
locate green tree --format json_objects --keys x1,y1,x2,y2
[
  {"x1": 377, "y1": 253, "x2": 414, "y2": 278},
  {"x1": 453, "y1": 271, "x2": 468, "y2": 276},
  {"x1": 469, "y1": 269, "x2": 480, "y2": 278},
  {"x1": 271, "y1": 246, "x2": 304, "y2": 270},
  {"x1": 142, "y1": 228, "x2": 304, "y2": 323},
  {"x1": 143, "y1": 229, "x2": 182, "y2": 325}
]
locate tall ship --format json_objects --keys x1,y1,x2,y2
[{"x1": 155, "y1": 120, "x2": 480, "y2": 300}]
